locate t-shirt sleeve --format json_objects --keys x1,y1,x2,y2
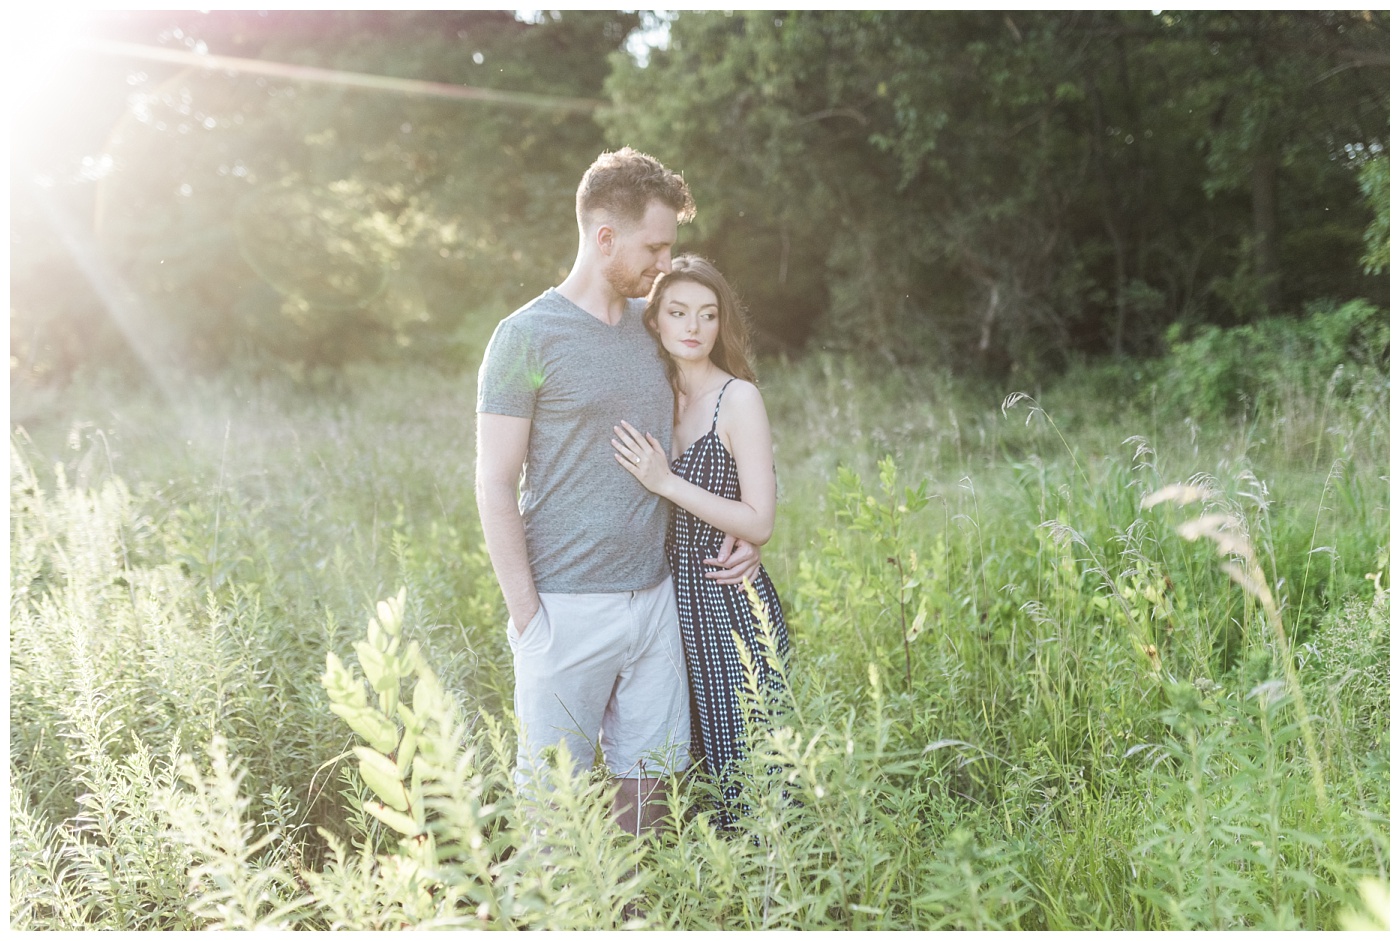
[{"x1": 477, "y1": 317, "x2": 541, "y2": 418}]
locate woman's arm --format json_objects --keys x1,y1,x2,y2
[{"x1": 612, "y1": 381, "x2": 776, "y2": 546}]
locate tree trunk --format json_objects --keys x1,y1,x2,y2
[
  {"x1": 1088, "y1": 67, "x2": 1129, "y2": 356},
  {"x1": 1251, "y1": 146, "x2": 1281, "y2": 313}
]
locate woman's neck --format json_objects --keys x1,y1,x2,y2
[{"x1": 674, "y1": 358, "x2": 725, "y2": 401}]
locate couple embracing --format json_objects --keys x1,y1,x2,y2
[{"x1": 475, "y1": 147, "x2": 790, "y2": 835}]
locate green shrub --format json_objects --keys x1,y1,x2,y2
[
  {"x1": 1358, "y1": 156, "x2": 1389, "y2": 276},
  {"x1": 1152, "y1": 299, "x2": 1388, "y2": 420}
]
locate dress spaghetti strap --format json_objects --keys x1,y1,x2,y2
[{"x1": 710, "y1": 377, "x2": 737, "y2": 430}]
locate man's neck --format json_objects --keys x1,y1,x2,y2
[{"x1": 556, "y1": 266, "x2": 630, "y2": 326}]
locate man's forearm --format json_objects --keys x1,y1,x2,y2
[{"x1": 476, "y1": 480, "x2": 539, "y2": 627}]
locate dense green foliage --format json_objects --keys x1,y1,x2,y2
[
  {"x1": 10, "y1": 10, "x2": 1389, "y2": 382},
  {"x1": 603, "y1": 10, "x2": 1387, "y2": 368},
  {"x1": 10, "y1": 338, "x2": 1388, "y2": 928}
]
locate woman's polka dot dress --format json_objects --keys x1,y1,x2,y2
[{"x1": 667, "y1": 378, "x2": 790, "y2": 830}]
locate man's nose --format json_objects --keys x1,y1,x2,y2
[{"x1": 657, "y1": 253, "x2": 673, "y2": 273}]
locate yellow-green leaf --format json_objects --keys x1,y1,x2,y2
[
  {"x1": 332, "y1": 705, "x2": 400, "y2": 753},
  {"x1": 355, "y1": 746, "x2": 409, "y2": 811},
  {"x1": 364, "y1": 800, "x2": 421, "y2": 837}
]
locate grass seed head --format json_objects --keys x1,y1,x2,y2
[{"x1": 1140, "y1": 483, "x2": 1208, "y2": 509}]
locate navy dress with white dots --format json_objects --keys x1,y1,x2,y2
[{"x1": 667, "y1": 378, "x2": 790, "y2": 830}]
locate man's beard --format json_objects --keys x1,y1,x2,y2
[{"x1": 604, "y1": 257, "x2": 655, "y2": 299}]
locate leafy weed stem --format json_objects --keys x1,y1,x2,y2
[{"x1": 888, "y1": 551, "x2": 914, "y2": 692}]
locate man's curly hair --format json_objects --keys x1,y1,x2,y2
[{"x1": 576, "y1": 147, "x2": 695, "y2": 228}]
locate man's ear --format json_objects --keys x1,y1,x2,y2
[{"x1": 595, "y1": 222, "x2": 616, "y2": 256}]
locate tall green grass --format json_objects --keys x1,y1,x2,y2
[{"x1": 9, "y1": 351, "x2": 1388, "y2": 929}]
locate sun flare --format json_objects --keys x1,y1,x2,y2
[{"x1": 7, "y1": 9, "x2": 94, "y2": 122}]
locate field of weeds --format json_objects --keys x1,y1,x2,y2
[{"x1": 9, "y1": 349, "x2": 1390, "y2": 929}]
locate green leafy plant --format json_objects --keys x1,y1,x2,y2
[
  {"x1": 822, "y1": 455, "x2": 933, "y2": 689},
  {"x1": 1358, "y1": 155, "x2": 1389, "y2": 276}
]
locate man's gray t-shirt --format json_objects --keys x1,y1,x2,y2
[{"x1": 476, "y1": 288, "x2": 672, "y2": 593}]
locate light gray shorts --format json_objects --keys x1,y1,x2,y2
[{"x1": 507, "y1": 576, "x2": 692, "y2": 785}]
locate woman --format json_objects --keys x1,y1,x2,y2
[{"x1": 611, "y1": 254, "x2": 790, "y2": 831}]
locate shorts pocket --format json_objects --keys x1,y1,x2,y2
[{"x1": 507, "y1": 603, "x2": 549, "y2": 653}]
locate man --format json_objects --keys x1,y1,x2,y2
[{"x1": 475, "y1": 147, "x2": 760, "y2": 836}]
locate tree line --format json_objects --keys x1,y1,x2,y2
[{"x1": 10, "y1": 10, "x2": 1388, "y2": 385}]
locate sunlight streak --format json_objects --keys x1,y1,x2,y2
[
  {"x1": 72, "y1": 37, "x2": 605, "y2": 112},
  {"x1": 28, "y1": 181, "x2": 184, "y2": 410}
]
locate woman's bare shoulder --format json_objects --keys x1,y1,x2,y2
[
  {"x1": 717, "y1": 379, "x2": 771, "y2": 437},
  {"x1": 721, "y1": 378, "x2": 765, "y2": 410}
]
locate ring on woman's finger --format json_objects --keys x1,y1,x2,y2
[{"x1": 633, "y1": 455, "x2": 641, "y2": 464}]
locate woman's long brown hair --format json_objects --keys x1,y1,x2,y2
[{"x1": 643, "y1": 254, "x2": 757, "y2": 420}]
